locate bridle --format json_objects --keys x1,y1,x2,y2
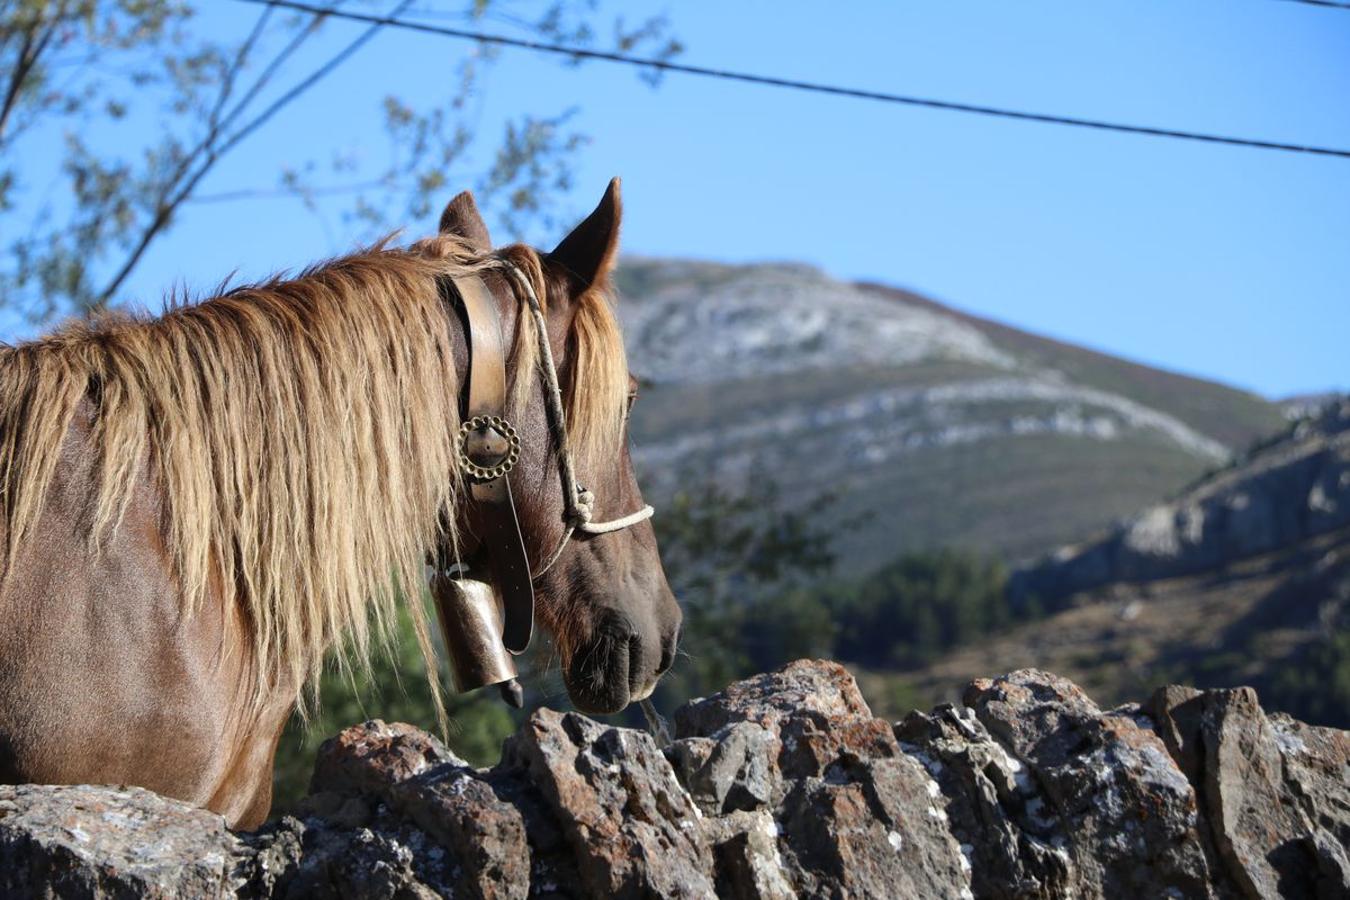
[
  {"x1": 440, "y1": 258, "x2": 654, "y2": 658},
  {"x1": 500, "y1": 263, "x2": 656, "y2": 572}
]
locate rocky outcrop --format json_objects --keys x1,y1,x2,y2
[
  {"x1": 0, "y1": 784, "x2": 250, "y2": 896},
  {"x1": 2, "y1": 660, "x2": 1347, "y2": 898},
  {"x1": 1012, "y1": 399, "x2": 1350, "y2": 607}
]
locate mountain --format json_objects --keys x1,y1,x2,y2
[
  {"x1": 891, "y1": 399, "x2": 1350, "y2": 725},
  {"x1": 616, "y1": 258, "x2": 1287, "y2": 572}
]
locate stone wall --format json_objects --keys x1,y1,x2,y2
[{"x1": 2, "y1": 660, "x2": 1346, "y2": 898}]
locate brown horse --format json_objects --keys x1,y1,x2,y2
[{"x1": 0, "y1": 179, "x2": 680, "y2": 828}]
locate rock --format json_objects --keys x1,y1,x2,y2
[
  {"x1": 250, "y1": 816, "x2": 454, "y2": 899},
  {"x1": 896, "y1": 705, "x2": 1075, "y2": 899},
  {"x1": 703, "y1": 810, "x2": 794, "y2": 900},
  {"x1": 674, "y1": 659, "x2": 872, "y2": 740},
  {"x1": 503, "y1": 708, "x2": 716, "y2": 898},
  {"x1": 672, "y1": 658, "x2": 898, "y2": 807},
  {"x1": 963, "y1": 669, "x2": 1226, "y2": 898},
  {"x1": 1012, "y1": 403, "x2": 1350, "y2": 607},
  {"x1": 777, "y1": 708, "x2": 903, "y2": 781},
  {"x1": 308, "y1": 720, "x2": 530, "y2": 899},
  {"x1": 0, "y1": 784, "x2": 245, "y2": 898},
  {"x1": 674, "y1": 658, "x2": 972, "y2": 897},
  {"x1": 666, "y1": 722, "x2": 774, "y2": 816},
  {"x1": 1, "y1": 660, "x2": 1348, "y2": 898},
  {"x1": 308, "y1": 719, "x2": 461, "y2": 798},
  {"x1": 1146, "y1": 684, "x2": 1350, "y2": 900},
  {"x1": 775, "y1": 754, "x2": 970, "y2": 899},
  {"x1": 1204, "y1": 687, "x2": 1309, "y2": 899},
  {"x1": 388, "y1": 765, "x2": 531, "y2": 900}
]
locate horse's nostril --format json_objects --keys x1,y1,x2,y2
[
  {"x1": 626, "y1": 631, "x2": 645, "y2": 693},
  {"x1": 657, "y1": 626, "x2": 679, "y2": 675}
]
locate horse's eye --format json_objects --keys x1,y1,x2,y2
[{"x1": 625, "y1": 389, "x2": 639, "y2": 417}]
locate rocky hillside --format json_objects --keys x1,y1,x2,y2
[
  {"x1": 615, "y1": 259, "x2": 1286, "y2": 570},
  {"x1": 1011, "y1": 398, "x2": 1350, "y2": 605},
  {"x1": 891, "y1": 399, "x2": 1350, "y2": 725},
  {"x1": 889, "y1": 525, "x2": 1349, "y2": 719},
  {"x1": 3, "y1": 660, "x2": 1347, "y2": 898}
]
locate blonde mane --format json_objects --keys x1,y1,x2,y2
[{"x1": 0, "y1": 238, "x2": 630, "y2": 723}]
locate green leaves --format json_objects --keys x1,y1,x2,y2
[
  {"x1": 479, "y1": 111, "x2": 586, "y2": 239},
  {"x1": 648, "y1": 475, "x2": 1024, "y2": 707}
]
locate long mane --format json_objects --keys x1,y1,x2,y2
[{"x1": 0, "y1": 238, "x2": 630, "y2": 721}]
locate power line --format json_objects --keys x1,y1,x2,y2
[
  {"x1": 1276, "y1": 0, "x2": 1350, "y2": 10},
  {"x1": 239, "y1": 0, "x2": 1350, "y2": 161}
]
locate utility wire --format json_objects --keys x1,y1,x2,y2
[
  {"x1": 239, "y1": 0, "x2": 1350, "y2": 161},
  {"x1": 1276, "y1": 0, "x2": 1350, "y2": 10}
]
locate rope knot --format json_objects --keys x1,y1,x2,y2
[{"x1": 571, "y1": 487, "x2": 596, "y2": 526}]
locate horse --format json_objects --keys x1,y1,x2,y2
[{"x1": 0, "y1": 179, "x2": 681, "y2": 829}]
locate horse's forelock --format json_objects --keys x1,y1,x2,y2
[{"x1": 494, "y1": 245, "x2": 629, "y2": 482}]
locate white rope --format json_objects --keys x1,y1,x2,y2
[
  {"x1": 565, "y1": 485, "x2": 654, "y2": 533},
  {"x1": 499, "y1": 262, "x2": 655, "y2": 578},
  {"x1": 576, "y1": 502, "x2": 654, "y2": 534}
]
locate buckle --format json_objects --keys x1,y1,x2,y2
[{"x1": 458, "y1": 414, "x2": 521, "y2": 483}]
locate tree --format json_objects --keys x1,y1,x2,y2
[
  {"x1": 0, "y1": 0, "x2": 681, "y2": 322},
  {"x1": 267, "y1": 475, "x2": 851, "y2": 814},
  {"x1": 651, "y1": 478, "x2": 846, "y2": 702},
  {"x1": 832, "y1": 548, "x2": 1011, "y2": 668}
]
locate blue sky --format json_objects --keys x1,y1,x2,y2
[{"x1": 21, "y1": 1, "x2": 1350, "y2": 399}]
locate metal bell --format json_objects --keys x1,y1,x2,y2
[{"x1": 429, "y1": 573, "x2": 522, "y2": 706}]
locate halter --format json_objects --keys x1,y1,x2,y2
[
  {"x1": 441, "y1": 260, "x2": 654, "y2": 658},
  {"x1": 499, "y1": 262, "x2": 655, "y2": 575}
]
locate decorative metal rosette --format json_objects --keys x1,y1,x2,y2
[{"x1": 458, "y1": 414, "x2": 522, "y2": 482}]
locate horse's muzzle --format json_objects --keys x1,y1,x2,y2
[{"x1": 563, "y1": 609, "x2": 677, "y2": 715}]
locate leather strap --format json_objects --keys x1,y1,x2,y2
[{"x1": 450, "y1": 273, "x2": 535, "y2": 654}]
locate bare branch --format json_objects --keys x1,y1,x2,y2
[
  {"x1": 0, "y1": 11, "x2": 58, "y2": 145},
  {"x1": 79, "y1": 3, "x2": 337, "y2": 312},
  {"x1": 206, "y1": 6, "x2": 274, "y2": 132},
  {"x1": 214, "y1": 0, "x2": 415, "y2": 161},
  {"x1": 3, "y1": 0, "x2": 681, "y2": 321},
  {"x1": 189, "y1": 177, "x2": 401, "y2": 204},
  {"x1": 92, "y1": 0, "x2": 415, "y2": 308},
  {"x1": 210, "y1": 2, "x2": 335, "y2": 140}
]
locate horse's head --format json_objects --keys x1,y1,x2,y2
[{"x1": 437, "y1": 180, "x2": 681, "y2": 714}]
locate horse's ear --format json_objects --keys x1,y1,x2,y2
[
  {"x1": 550, "y1": 177, "x2": 622, "y2": 292},
  {"x1": 439, "y1": 191, "x2": 492, "y2": 252}
]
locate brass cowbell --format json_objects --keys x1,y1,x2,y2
[{"x1": 429, "y1": 572, "x2": 523, "y2": 707}]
